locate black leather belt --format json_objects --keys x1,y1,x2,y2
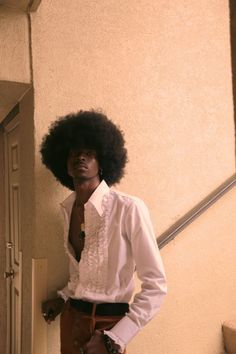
[{"x1": 70, "y1": 298, "x2": 129, "y2": 316}]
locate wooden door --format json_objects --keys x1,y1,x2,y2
[{"x1": 4, "y1": 116, "x2": 22, "y2": 354}]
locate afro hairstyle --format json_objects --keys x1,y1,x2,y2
[{"x1": 40, "y1": 110, "x2": 128, "y2": 190}]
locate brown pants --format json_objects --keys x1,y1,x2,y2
[{"x1": 60, "y1": 300, "x2": 126, "y2": 354}]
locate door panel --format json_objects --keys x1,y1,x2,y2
[{"x1": 4, "y1": 116, "x2": 22, "y2": 354}]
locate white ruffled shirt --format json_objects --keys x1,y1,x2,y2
[{"x1": 58, "y1": 180, "x2": 167, "y2": 351}]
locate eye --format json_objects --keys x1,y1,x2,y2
[
  {"x1": 84, "y1": 149, "x2": 96, "y2": 157},
  {"x1": 68, "y1": 150, "x2": 77, "y2": 158},
  {"x1": 68, "y1": 149, "x2": 97, "y2": 158}
]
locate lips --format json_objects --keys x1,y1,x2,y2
[{"x1": 73, "y1": 162, "x2": 88, "y2": 169}]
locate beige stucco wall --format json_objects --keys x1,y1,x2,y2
[
  {"x1": 0, "y1": 6, "x2": 31, "y2": 83},
  {"x1": 31, "y1": 0, "x2": 234, "y2": 234},
  {"x1": 28, "y1": 0, "x2": 235, "y2": 353}
]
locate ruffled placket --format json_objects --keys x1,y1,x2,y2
[{"x1": 75, "y1": 192, "x2": 112, "y2": 297}]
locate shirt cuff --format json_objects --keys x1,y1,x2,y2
[{"x1": 104, "y1": 315, "x2": 140, "y2": 351}]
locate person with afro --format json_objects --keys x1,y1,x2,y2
[{"x1": 40, "y1": 110, "x2": 167, "y2": 354}]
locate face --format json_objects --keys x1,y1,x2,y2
[{"x1": 67, "y1": 148, "x2": 100, "y2": 182}]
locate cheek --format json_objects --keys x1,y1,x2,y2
[
  {"x1": 90, "y1": 160, "x2": 99, "y2": 175},
  {"x1": 67, "y1": 160, "x2": 73, "y2": 176},
  {"x1": 95, "y1": 161, "x2": 100, "y2": 172}
]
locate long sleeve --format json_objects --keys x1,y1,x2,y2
[
  {"x1": 57, "y1": 260, "x2": 78, "y2": 301},
  {"x1": 105, "y1": 199, "x2": 167, "y2": 350}
]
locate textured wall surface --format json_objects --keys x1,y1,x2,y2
[
  {"x1": 31, "y1": 0, "x2": 234, "y2": 234},
  {"x1": 29, "y1": 0, "x2": 235, "y2": 353},
  {"x1": 0, "y1": 6, "x2": 30, "y2": 83}
]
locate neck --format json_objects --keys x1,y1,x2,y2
[{"x1": 73, "y1": 177, "x2": 101, "y2": 205}]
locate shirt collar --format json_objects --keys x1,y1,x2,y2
[{"x1": 60, "y1": 180, "x2": 110, "y2": 217}]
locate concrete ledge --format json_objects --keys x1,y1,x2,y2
[
  {"x1": 223, "y1": 320, "x2": 236, "y2": 354},
  {"x1": 0, "y1": 0, "x2": 41, "y2": 12},
  {"x1": 0, "y1": 81, "x2": 31, "y2": 123}
]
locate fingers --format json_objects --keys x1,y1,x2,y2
[
  {"x1": 82, "y1": 331, "x2": 108, "y2": 354},
  {"x1": 41, "y1": 298, "x2": 64, "y2": 323},
  {"x1": 42, "y1": 308, "x2": 56, "y2": 323}
]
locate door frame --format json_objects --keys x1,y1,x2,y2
[
  {"x1": 0, "y1": 123, "x2": 7, "y2": 354},
  {"x1": 2, "y1": 105, "x2": 21, "y2": 354}
]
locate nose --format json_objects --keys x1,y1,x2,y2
[{"x1": 77, "y1": 152, "x2": 86, "y2": 161}]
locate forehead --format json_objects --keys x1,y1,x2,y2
[
  {"x1": 70, "y1": 139, "x2": 96, "y2": 150},
  {"x1": 68, "y1": 147, "x2": 97, "y2": 156},
  {"x1": 69, "y1": 146, "x2": 96, "y2": 152}
]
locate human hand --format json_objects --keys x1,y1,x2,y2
[
  {"x1": 81, "y1": 330, "x2": 120, "y2": 354},
  {"x1": 41, "y1": 297, "x2": 65, "y2": 324}
]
